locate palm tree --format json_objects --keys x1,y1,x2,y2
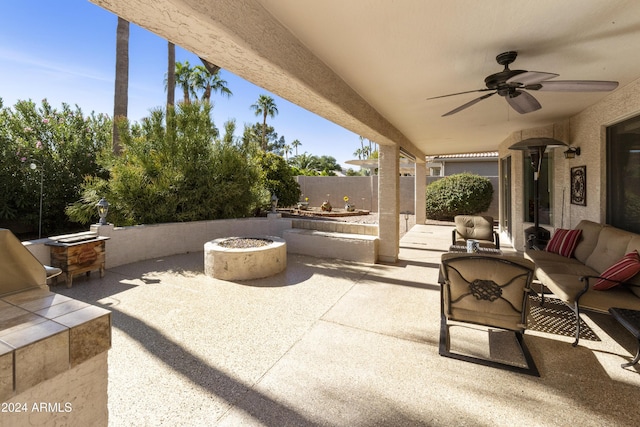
[
  {"x1": 166, "y1": 42, "x2": 175, "y2": 107},
  {"x1": 113, "y1": 17, "x2": 129, "y2": 155},
  {"x1": 353, "y1": 148, "x2": 363, "y2": 160},
  {"x1": 283, "y1": 144, "x2": 292, "y2": 161},
  {"x1": 193, "y1": 66, "x2": 232, "y2": 102},
  {"x1": 289, "y1": 152, "x2": 321, "y2": 173},
  {"x1": 175, "y1": 61, "x2": 196, "y2": 104},
  {"x1": 250, "y1": 95, "x2": 278, "y2": 150},
  {"x1": 291, "y1": 139, "x2": 301, "y2": 156}
]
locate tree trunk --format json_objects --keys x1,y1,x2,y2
[
  {"x1": 262, "y1": 113, "x2": 267, "y2": 150},
  {"x1": 167, "y1": 42, "x2": 175, "y2": 107},
  {"x1": 113, "y1": 17, "x2": 129, "y2": 155},
  {"x1": 183, "y1": 87, "x2": 191, "y2": 104}
]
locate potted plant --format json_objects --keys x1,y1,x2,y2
[
  {"x1": 344, "y1": 196, "x2": 355, "y2": 212},
  {"x1": 297, "y1": 197, "x2": 309, "y2": 210}
]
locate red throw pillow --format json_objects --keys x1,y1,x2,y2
[
  {"x1": 545, "y1": 229, "x2": 582, "y2": 258},
  {"x1": 594, "y1": 250, "x2": 640, "y2": 290}
]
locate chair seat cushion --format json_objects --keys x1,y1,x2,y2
[{"x1": 455, "y1": 215, "x2": 495, "y2": 242}]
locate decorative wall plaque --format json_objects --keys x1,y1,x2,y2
[{"x1": 571, "y1": 166, "x2": 586, "y2": 206}]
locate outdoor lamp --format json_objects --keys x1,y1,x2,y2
[
  {"x1": 509, "y1": 137, "x2": 568, "y2": 249},
  {"x1": 29, "y1": 161, "x2": 44, "y2": 239},
  {"x1": 270, "y1": 193, "x2": 278, "y2": 213},
  {"x1": 564, "y1": 147, "x2": 581, "y2": 159},
  {"x1": 96, "y1": 198, "x2": 110, "y2": 225}
]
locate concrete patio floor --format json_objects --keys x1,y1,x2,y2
[{"x1": 54, "y1": 224, "x2": 640, "y2": 426}]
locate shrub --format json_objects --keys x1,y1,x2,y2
[
  {"x1": 67, "y1": 103, "x2": 262, "y2": 225},
  {"x1": 425, "y1": 173, "x2": 493, "y2": 220},
  {"x1": 0, "y1": 98, "x2": 110, "y2": 237},
  {"x1": 254, "y1": 152, "x2": 301, "y2": 208}
]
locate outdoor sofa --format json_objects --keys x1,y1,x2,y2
[{"x1": 525, "y1": 219, "x2": 640, "y2": 346}]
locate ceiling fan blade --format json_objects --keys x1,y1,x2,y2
[
  {"x1": 533, "y1": 80, "x2": 619, "y2": 92},
  {"x1": 427, "y1": 88, "x2": 494, "y2": 100},
  {"x1": 442, "y1": 92, "x2": 496, "y2": 116},
  {"x1": 506, "y1": 71, "x2": 559, "y2": 86},
  {"x1": 506, "y1": 90, "x2": 541, "y2": 114}
]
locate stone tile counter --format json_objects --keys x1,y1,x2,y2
[{"x1": 0, "y1": 289, "x2": 110, "y2": 426}]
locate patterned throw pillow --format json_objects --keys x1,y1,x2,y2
[
  {"x1": 594, "y1": 250, "x2": 640, "y2": 290},
  {"x1": 545, "y1": 229, "x2": 582, "y2": 258}
]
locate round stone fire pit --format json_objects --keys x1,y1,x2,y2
[{"x1": 204, "y1": 236, "x2": 286, "y2": 281}]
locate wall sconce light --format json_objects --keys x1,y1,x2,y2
[
  {"x1": 96, "y1": 198, "x2": 110, "y2": 225},
  {"x1": 564, "y1": 147, "x2": 581, "y2": 159}
]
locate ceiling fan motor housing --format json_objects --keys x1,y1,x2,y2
[{"x1": 484, "y1": 51, "x2": 526, "y2": 93}]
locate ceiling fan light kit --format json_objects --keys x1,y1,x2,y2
[{"x1": 428, "y1": 51, "x2": 619, "y2": 117}]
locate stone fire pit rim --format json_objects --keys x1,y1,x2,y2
[{"x1": 208, "y1": 235, "x2": 286, "y2": 252}]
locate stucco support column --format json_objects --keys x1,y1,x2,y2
[
  {"x1": 378, "y1": 144, "x2": 400, "y2": 263},
  {"x1": 414, "y1": 162, "x2": 426, "y2": 225}
]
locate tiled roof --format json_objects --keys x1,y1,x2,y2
[{"x1": 428, "y1": 151, "x2": 498, "y2": 160}]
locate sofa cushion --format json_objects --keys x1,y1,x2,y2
[
  {"x1": 629, "y1": 285, "x2": 640, "y2": 298},
  {"x1": 538, "y1": 273, "x2": 590, "y2": 304},
  {"x1": 580, "y1": 285, "x2": 640, "y2": 312},
  {"x1": 545, "y1": 229, "x2": 582, "y2": 258},
  {"x1": 593, "y1": 250, "x2": 640, "y2": 290},
  {"x1": 585, "y1": 226, "x2": 634, "y2": 273},
  {"x1": 534, "y1": 259, "x2": 596, "y2": 277},
  {"x1": 525, "y1": 249, "x2": 570, "y2": 264},
  {"x1": 573, "y1": 220, "x2": 605, "y2": 264},
  {"x1": 540, "y1": 272, "x2": 640, "y2": 311},
  {"x1": 626, "y1": 235, "x2": 640, "y2": 255},
  {"x1": 526, "y1": 250, "x2": 591, "y2": 274}
]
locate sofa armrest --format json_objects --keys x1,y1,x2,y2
[{"x1": 578, "y1": 275, "x2": 593, "y2": 294}]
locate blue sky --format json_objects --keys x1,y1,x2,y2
[{"x1": 0, "y1": 0, "x2": 363, "y2": 170}]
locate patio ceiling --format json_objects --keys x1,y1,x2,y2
[{"x1": 91, "y1": 0, "x2": 640, "y2": 158}]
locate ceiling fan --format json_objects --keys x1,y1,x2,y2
[{"x1": 428, "y1": 51, "x2": 618, "y2": 117}]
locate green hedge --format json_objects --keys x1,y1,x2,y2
[{"x1": 426, "y1": 173, "x2": 493, "y2": 220}]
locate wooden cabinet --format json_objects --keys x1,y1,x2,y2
[{"x1": 46, "y1": 233, "x2": 109, "y2": 288}]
